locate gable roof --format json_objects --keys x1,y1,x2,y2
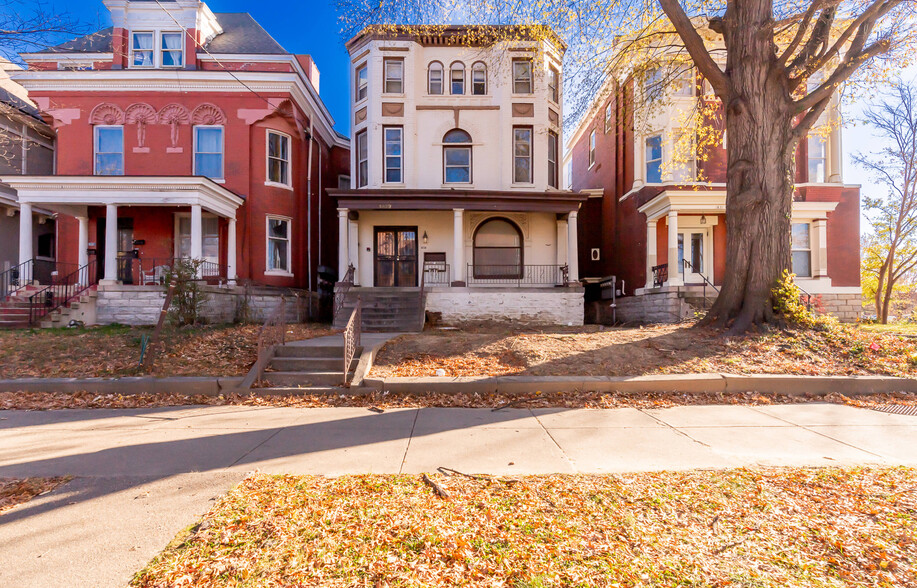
[{"x1": 37, "y1": 27, "x2": 113, "y2": 54}]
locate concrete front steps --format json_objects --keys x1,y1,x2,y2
[
  {"x1": 333, "y1": 287, "x2": 424, "y2": 332},
  {"x1": 0, "y1": 285, "x2": 43, "y2": 328},
  {"x1": 260, "y1": 342, "x2": 361, "y2": 390},
  {"x1": 39, "y1": 289, "x2": 98, "y2": 329}
]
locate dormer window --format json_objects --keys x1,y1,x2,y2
[
  {"x1": 160, "y1": 32, "x2": 184, "y2": 67},
  {"x1": 131, "y1": 32, "x2": 154, "y2": 67}
]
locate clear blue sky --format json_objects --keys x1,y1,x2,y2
[{"x1": 23, "y1": 0, "x2": 353, "y2": 134}]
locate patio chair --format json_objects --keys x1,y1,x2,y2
[{"x1": 141, "y1": 265, "x2": 168, "y2": 285}]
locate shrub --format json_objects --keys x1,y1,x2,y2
[
  {"x1": 163, "y1": 259, "x2": 209, "y2": 327},
  {"x1": 772, "y1": 270, "x2": 836, "y2": 329}
]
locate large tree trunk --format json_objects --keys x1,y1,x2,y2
[{"x1": 699, "y1": 0, "x2": 794, "y2": 333}]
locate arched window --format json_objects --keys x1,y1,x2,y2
[
  {"x1": 428, "y1": 61, "x2": 444, "y2": 95},
  {"x1": 471, "y1": 62, "x2": 487, "y2": 95},
  {"x1": 450, "y1": 62, "x2": 465, "y2": 95},
  {"x1": 473, "y1": 218, "x2": 523, "y2": 279},
  {"x1": 443, "y1": 129, "x2": 472, "y2": 184}
]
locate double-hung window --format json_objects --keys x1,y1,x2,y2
[
  {"x1": 356, "y1": 130, "x2": 368, "y2": 187},
  {"x1": 588, "y1": 129, "x2": 596, "y2": 167},
  {"x1": 645, "y1": 134, "x2": 663, "y2": 183},
  {"x1": 355, "y1": 63, "x2": 368, "y2": 101},
  {"x1": 428, "y1": 62, "x2": 443, "y2": 95},
  {"x1": 472, "y1": 62, "x2": 486, "y2": 95},
  {"x1": 160, "y1": 32, "x2": 183, "y2": 67},
  {"x1": 384, "y1": 58, "x2": 403, "y2": 94},
  {"x1": 451, "y1": 62, "x2": 465, "y2": 95},
  {"x1": 443, "y1": 129, "x2": 472, "y2": 184},
  {"x1": 604, "y1": 104, "x2": 612, "y2": 133},
  {"x1": 808, "y1": 135, "x2": 826, "y2": 182},
  {"x1": 791, "y1": 223, "x2": 812, "y2": 277},
  {"x1": 548, "y1": 66, "x2": 559, "y2": 102},
  {"x1": 548, "y1": 131, "x2": 559, "y2": 188},
  {"x1": 267, "y1": 130, "x2": 291, "y2": 186},
  {"x1": 513, "y1": 126, "x2": 533, "y2": 184},
  {"x1": 384, "y1": 126, "x2": 403, "y2": 183},
  {"x1": 131, "y1": 32, "x2": 154, "y2": 67},
  {"x1": 193, "y1": 126, "x2": 224, "y2": 180},
  {"x1": 266, "y1": 216, "x2": 292, "y2": 274},
  {"x1": 94, "y1": 126, "x2": 124, "y2": 175},
  {"x1": 512, "y1": 59, "x2": 533, "y2": 94}
]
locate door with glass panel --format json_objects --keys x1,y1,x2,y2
[
  {"x1": 176, "y1": 214, "x2": 220, "y2": 275},
  {"x1": 677, "y1": 229, "x2": 708, "y2": 284},
  {"x1": 374, "y1": 227, "x2": 417, "y2": 287}
]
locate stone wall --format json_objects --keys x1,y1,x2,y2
[
  {"x1": 611, "y1": 289, "x2": 694, "y2": 325},
  {"x1": 95, "y1": 284, "x2": 312, "y2": 326},
  {"x1": 815, "y1": 293, "x2": 861, "y2": 323},
  {"x1": 425, "y1": 287, "x2": 585, "y2": 326}
]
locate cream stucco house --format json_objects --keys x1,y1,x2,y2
[{"x1": 330, "y1": 26, "x2": 586, "y2": 330}]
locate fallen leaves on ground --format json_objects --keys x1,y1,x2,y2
[
  {"x1": 132, "y1": 468, "x2": 917, "y2": 587},
  {"x1": 0, "y1": 477, "x2": 71, "y2": 515},
  {"x1": 0, "y1": 323, "x2": 333, "y2": 379},
  {"x1": 2, "y1": 390, "x2": 916, "y2": 411},
  {"x1": 371, "y1": 322, "x2": 917, "y2": 378}
]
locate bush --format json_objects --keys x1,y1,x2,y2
[
  {"x1": 772, "y1": 270, "x2": 836, "y2": 329},
  {"x1": 163, "y1": 259, "x2": 209, "y2": 327}
]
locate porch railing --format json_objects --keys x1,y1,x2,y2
[
  {"x1": 652, "y1": 264, "x2": 668, "y2": 288},
  {"x1": 466, "y1": 264, "x2": 568, "y2": 286},
  {"x1": 114, "y1": 257, "x2": 226, "y2": 285},
  {"x1": 342, "y1": 296, "x2": 362, "y2": 386},
  {"x1": 422, "y1": 262, "x2": 451, "y2": 286},
  {"x1": 0, "y1": 260, "x2": 31, "y2": 299},
  {"x1": 28, "y1": 262, "x2": 97, "y2": 325}
]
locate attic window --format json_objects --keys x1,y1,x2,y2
[
  {"x1": 160, "y1": 32, "x2": 184, "y2": 67},
  {"x1": 131, "y1": 32, "x2": 154, "y2": 67}
]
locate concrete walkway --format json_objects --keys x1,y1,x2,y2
[{"x1": 1, "y1": 403, "x2": 915, "y2": 587}]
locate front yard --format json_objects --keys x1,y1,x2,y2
[
  {"x1": 0, "y1": 323, "x2": 334, "y2": 379},
  {"x1": 371, "y1": 322, "x2": 917, "y2": 379},
  {"x1": 0, "y1": 477, "x2": 70, "y2": 515},
  {"x1": 132, "y1": 468, "x2": 916, "y2": 587}
]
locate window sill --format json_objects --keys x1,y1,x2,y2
[
  {"x1": 381, "y1": 93, "x2": 406, "y2": 98},
  {"x1": 442, "y1": 184, "x2": 473, "y2": 189},
  {"x1": 511, "y1": 93, "x2": 535, "y2": 98},
  {"x1": 264, "y1": 181, "x2": 293, "y2": 191},
  {"x1": 511, "y1": 183, "x2": 535, "y2": 189},
  {"x1": 265, "y1": 269, "x2": 294, "y2": 278},
  {"x1": 383, "y1": 182, "x2": 406, "y2": 188}
]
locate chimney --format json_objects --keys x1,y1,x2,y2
[{"x1": 295, "y1": 55, "x2": 320, "y2": 94}]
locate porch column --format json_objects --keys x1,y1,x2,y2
[
  {"x1": 337, "y1": 208, "x2": 349, "y2": 280},
  {"x1": 18, "y1": 203, "x2": 32, "y2": 275},
  {"x1": 813, "y1": 219, "x2": 829, "y2": 278},
  {"x1": 227, "y1": 217, "x2": 237, "y2": 284},
  {"x1": 77, "y1": 216, "x2": 89, "y2": 286},
  {"x1": 453, "y1": 208, "x2": 465, "y2": 285},
  {"x1": 828, "y1": 99, "x2": 843, "y2": 183},
  {"x1": 645, "y1": 219, "x2": 657, "y2": 289},
  {"x1": 348, "y1": 219, "x2": 360, "y2": 285},
  {"x1": 102, "y1": 204, "x2": 118, "y2": 284},
  {"x1": 556, "y1": 216, "x2": 568, "y2": 266},
  {"x1": 666, "y1": 210, "x2": 683, "y2": 286},
  {"x1": 567, "y1": 210, "x2": 579, "y2": 283},
  {"x1": 190, "y1": 204, "x2": 203, "y2": 278}
]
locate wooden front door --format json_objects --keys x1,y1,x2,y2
[{"x1": 374, "y1": 226, "x2": 418, "y2": 287}]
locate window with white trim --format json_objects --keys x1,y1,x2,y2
[
  {"x1": 267, "y1": 130, "x2": 291, "y2": 186},
  {"x1": 193, "y1": 126, "x2": 224, "y2": 180},
  {"x1": 451, "y1": 62, "x2": 465, "y2": 95},
  {"x1": 548, "y1": 131, "x2": 559, "y2": 188},
  {"x1": 604, "y1": 103, "x2": 612, "y2": 133},
  {"x1": 791, "y1": 223, "x2": 812, "y2": 277},
  {"x1": 266, "y1": 216, "x2": 292, "y2": 273},
  {"x1": 94, "y1": 126, "x2": 123, "y2": 175},
  {"x1": 160, "y1": 32, "x2": 183, "y2": 67},
  {"x1": 355, "y1": 63, "x2": 368, "y2": 101},
  {"x1": 428, "y1": 62, "x2": 443, "y2": 95},
  {"x1": 356, "y1": 130, "x2": 368, "y2": 187},
  {"x1": 808, "y1": 135, "x2": 826, "y2": 183},
  {"x1": 443, "y1": 129, "x2": 472, "y2": 184},
  {"x1": 548, "y1": 66, "x2": 559, "y2": 102},
  {"x1": 131, "y1": 32, "x2": 154, "y2": 67},
  {"x1": 512, "y1": 59, "x2": 533, "y2": 94},
  {"x1": 383, "y1": 58, "x2": 403, "y2": 94},
  {"x1": 645, "y1": 134, "x2": 663, "y2": 183},
  {"x1": 588, "y1": 129, "x2": 596, "y2": 167},
  {"x1": 513, "y1": 126, "x2": 533, "y2": 183},
  {"x1": 383, "y1": 126, "x2": 403, "y2": 183},
  {"x1": 472, "y1": 62, "x2": 487, "y2": 95}
]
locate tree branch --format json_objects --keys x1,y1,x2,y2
[{"x1": 657, "y1": 0, "x2": 728, "y2": 96}]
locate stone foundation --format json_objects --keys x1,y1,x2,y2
[
  {"x1": 95, "y1": 284, "x2": 313, "y2": 326},
  {"x1": 425, "y1": 287, "x2": 585, "y2": 326},
  {"x1": 813, "y1": 292, "x2": 862, "y2": 323}
]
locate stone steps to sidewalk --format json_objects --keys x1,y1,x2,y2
[{"x1": 261, "y1": 343, "x2": 363, "y2": 389}]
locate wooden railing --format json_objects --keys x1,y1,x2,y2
[
  {"x1": 342, "y1": 296, "x2": 362, "y2": 386},
  {"x1": 28, "y1": 262, "x2": 97, "y2": 325},
  {"x1": 333, "y1": 264, "x2": 355, "y2": 322}
]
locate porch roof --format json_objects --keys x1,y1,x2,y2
[
  {"x1": 0, "y1": 175, "x2": 245, "y2": 219},
  {"x1": 328, "y1": 188, "x2": 588, "y2": 213},
  {"x1": 638, "y1": 189, "x2": 841, "y2": 221}
]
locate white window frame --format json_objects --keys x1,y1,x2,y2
[
  {"x1": 548, "y1": 66, "x2": 559, "y2": 103},
  {"x1": 383, "y1": 58, "x2": 404, "y2": 94},
  {"x1": 265, "y1": 129, "x2": 292, "y2": 189},
  {"x1": 513, "y1": 126, "x2": 533, "y2": 184},
  {"x1": 604, "y1": 104, "x2": 612, "y2": 133},
  {"x1": 355, "y1": 63, "x2": 368, "y2": 102},
  {"x1": 645, "y1": 133, "x2": 663, "y2": 183},
  {"x1": 472, "y1": 62, "x2": 487, "y2": 95},
  {"x1": 548, "y1": 131, "x2": 559, "y2": 188},
  {"x1": 428, "y1": 61, "x2": 444, "y2": 95},
  {"x1": 193, "y1": 125, "x2": 224, "y2": 181},
  {"x1": 588, "y1": 129, "x2": 596, "y2": 168},
  {"x1": 159, "y1": 31, "x2": 184, "y2": 68},
  {"x1": 791, "y1": 222, "x2": 812, "y2": 277},
  {"x1": 265, "y1": 215, "x2": 293, "y2": 276},
  {"x1": 174, "y1": 212, "x2": 220, "y2": 262},
  {"x1": 93, "y1": 125, "x2": 124, "y2": 176},
  {"x1": 807, "y1": 135, "x2": 827, "y2": 183},
  {"x1": 356, "y1": 130, "x2": 368, "y2": 187},
  {"x1": 383, "y1": 126, "x2": 403, "y2": 184},
  {"x1": 450, "y1": 62, "x2": 465, "y2": 95},
  {"x1": 512, "y1": 59, "x2": 533, "y2": 94},
  {"x1": 130, "y1": 31, "x2": 154, "y2": 68}
]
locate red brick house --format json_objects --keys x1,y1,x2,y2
[
  {"x1": 566, "y1": 67, "x2": 861, "y2": 323},
  {"x1": 4, "y1": 0, "x2": 348, "y2": 309}
]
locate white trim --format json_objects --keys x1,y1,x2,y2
[
  {"x1": 265, "y1": 128, "x2": 293, "y2": 188},
  {"x1": 192, "y1": 125, "x2": 224, "y2": 181},
  {"x1": 265, "y1": 214, "x2": 293, "y2": 275},
  {"x1": 21, "y1": 52, "x2": 113, "y2": 61}
]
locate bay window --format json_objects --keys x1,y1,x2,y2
[
  {"x1": 266, "y1": 216, "x2": 292, "y2": 274},
  {"x1": 355, "y1": 63, "x2": 368, "y2": 101},
  {"x1": 512, "y1": 59, "x2": 533, "y2": 94},
  {"x1": 808, "y1": 135, "x2": 826, "y2": 183},
  {"x1": 548, "y1": 131, "x2": 559, "y2": 188},
  {"x1": 548, "y1": 66, "x2": 559, "y2": 102},
  {"x1": 384, "y1": 58, "x2": 403, "y2": 94},
  {"x1": 384, "y1": 126, "x2": 403, "y2": 183},
  {"x1": 645, "y1": 134, "x2": 663, "y2": 183},
  {"x1": 588, "y1": 129, "x2": 596, "y2": 167},
  {"x1": 513, "y1": 126, "x2": 533, "y2": 184},
  {"x1": 267, "y1": 130, "x2": 291, "y2": 186},
  {"x1": 356, "y1": 130, "x2": 368, "y2": 187}
]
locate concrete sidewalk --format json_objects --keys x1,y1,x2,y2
[{"x1": 1, "y1": 403, "x2": 915, "y2": 587}]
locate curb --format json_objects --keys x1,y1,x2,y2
[{"x1": 0, "y1": 377, "x2": 245, "y2": 396}]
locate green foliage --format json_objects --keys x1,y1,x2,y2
[
  {"x1": 164, "y1": 259, "x2": 209, "y2": 327},
  {"x1": 772, "y1": 270, "x2": 837, "y2": 330}
]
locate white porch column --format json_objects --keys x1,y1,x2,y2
[
  {"x1": 813, "y1": 219, "x2": 829, "y2": 278},
  {"x1": 102, "y1": 204, "x2": 118, "y2": 284},
  {"x1": 633, "y1": 135, "x2": 645, "y2": 189},
  {"x1": 556, "y1": 216, "x2": 568, "y2": 266},
  {"x1": 77, "y1": 216, "x2": 89, "y2": 286},
  {"x1": 190, "y1": 204, "x2": 203, "y2": 278},
  {"x1": 227, "y1": 217, "x2": 237, "y2": 284},
  {"x1": 666, "y1": 210, "x2": 683, "y2": 286},
  {"x1": 453, "y1": 208, "x2": 465, "y2": 285},
  {"x1": 567, "y1": 210, "x2": 579, "y2": 283},
  {"x1": 348, "y1": 219, "x2": 360, "y2": 285},
  {"x1": 828, "y1": 98, "x2": 843, "y2": 183},
  {"x1": 337, "y1": 208, "x2": 349, "y2": 280},
  {"x1": 645, "y1": 219, "x2": 657, "y2": 289},
  {"x1": 18, "y1": 203, "x2": 32, "y2": 277}
]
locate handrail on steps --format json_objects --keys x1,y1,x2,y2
[
  {"x1": 239, "y1": 297, "x2": 286, "y2": 389},
  {"x1": 682, "y1": 259, "x2": 719, "y2": 308},
  {"x1": 342, "y1": 296, "x2": 362, "y2": 386},
  {"x1": 29, "y1": 262, "x2": 96, "y2": 325},
  {"x1": 333, "y1": 264, "x2": 355, "y2": 323}
]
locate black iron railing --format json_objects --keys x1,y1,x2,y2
[
  {"x1": 652, "y1": 263, "x2": 668, "y2": 287},
  {"x1": 28, "y1": 262, "x2": 96, "y2": 324},
  {"x1": 0, "y1": 260, "x2": 31, "y2": 299},
  {"x1": 682, "y1": 259, "x2": 719, "y2": 306},
  {"x1": 114, "y1": 257, "x2": 226, "y2": 285},
  {"x1": 466, "y1": 264, "x2": 568, "y2": 286},
  {"x1": 333, "y1": 264, "x2": 355, "y2": 322}
]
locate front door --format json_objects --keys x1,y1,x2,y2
[
  {"x1": 677, "y1": 229, "x2": 708, "y2": 284},
  {"x1": 374, "y1": 227, "x2": 417, "y2": 287}
]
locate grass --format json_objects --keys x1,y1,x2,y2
[
  {"x1": 859, "y1": 322, "x2": 917, "y2": 336},
  {"x1": 132, "y1": 468, "x2": 917, "y2": 587}
]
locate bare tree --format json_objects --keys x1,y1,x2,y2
[
  {"x1": 0, "y1": 0, "x2": 85, "y2": 56},
  {"x1": 856, "y1": 79, "x2": 917, "y2": 324},
  {"x1": 337, "y1": 0, "x2": 915, "y2": 333}
]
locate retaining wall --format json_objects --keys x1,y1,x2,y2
[{"x1": 425, "y1": 287, "x2": 585, "y2": 326}]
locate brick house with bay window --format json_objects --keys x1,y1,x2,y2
[{"x1": 2, "y1": 0, "x2": 348, "y2": 325}]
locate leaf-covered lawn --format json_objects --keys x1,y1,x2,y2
[
  {"x1": 0, "y1": 477, "x2": 70, "y2": 514},
  {"x1": 371, "y1": 322, "x2": 917, "y2": 378},
  {"x1": 860, "y1": 323, "x2": 917, "y2": 337},
  {"x1": 133, "y1": 468, "x2": 916, "y2": 587},
  {"x1": 0, "y1": 323, "x2": 333, "y2": 379}
]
